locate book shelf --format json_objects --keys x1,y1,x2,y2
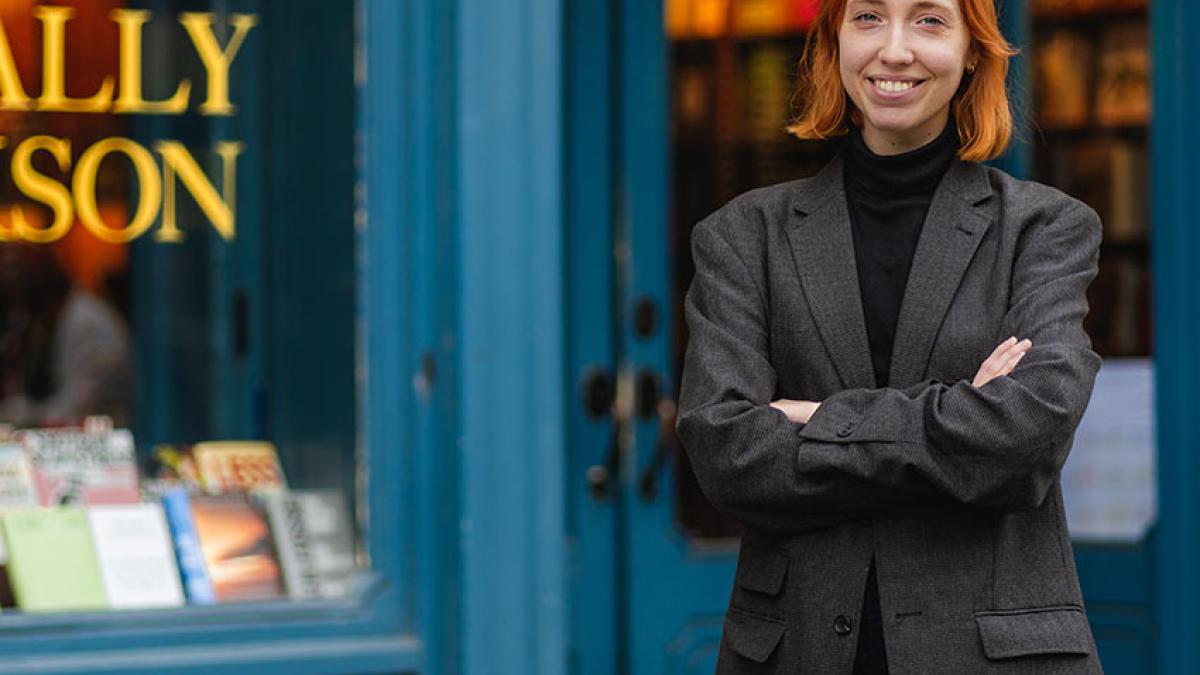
[{"x1": 1030, "y1": 0, "x2": 1152, "y2": 358}]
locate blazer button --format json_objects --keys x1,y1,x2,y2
[
  {"x1": 833, "y1": 615, "x2": 853, "y2": 636},
  {"x1": 836, "y1": 426, "x2": 853, "y2": 438}
]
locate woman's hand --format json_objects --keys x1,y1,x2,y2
[
  {"x1": 973, "y1": 336, "x2": 1032, "y2": 388},
  {"x1": 769, "y1": 398, "x2": 820, "y2": 424}
]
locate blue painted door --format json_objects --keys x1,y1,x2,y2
[
  {"x1": 566, "y1": 0, "x2": 740, "y2": 673},
  {"x1": 617, "y1": 1, "x2": 745, "y2": 673}
]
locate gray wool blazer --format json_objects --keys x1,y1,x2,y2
[{"x1": 675, "y1": 147, "x2": 1105, "y2": 674}]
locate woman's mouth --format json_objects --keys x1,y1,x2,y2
[{"x1": 868, "y1": 77, "x2": 926, "y2": 98}]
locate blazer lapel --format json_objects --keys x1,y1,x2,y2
[
  {"x1": 786, "y1": 149, "x2": 995, "y2": 391},
  {"x1": 887, "y1": 158, "x2": 994, "y2": 387},
  {"x1": 786, "y1": 151, "x2": 876, "y2": 391}
]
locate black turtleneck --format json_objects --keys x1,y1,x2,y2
[
  {"x1": 846, "y1": 120, "x2": 960, "y2": 390},
  {"x1": 844, "y1": 120, "x2": 959, "y2": 675}
]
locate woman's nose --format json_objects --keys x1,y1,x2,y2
[{"x1": 878, "y1": 26, "x2": 915, "y2": 65}]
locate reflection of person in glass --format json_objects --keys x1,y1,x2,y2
[
  {"x1": 676, "y1": 0, "x2": 1103, "y2": 673},
  {"x1": 0, "y1": 243, "x2": 131, "y2": 428}
]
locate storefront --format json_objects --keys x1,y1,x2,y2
[{"x1": 0, "y1": 0, "x2": 1194, "y2": 673}]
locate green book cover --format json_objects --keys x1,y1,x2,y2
[{"x1": 2, "y1": 508, "x2": 107, "y2": 612}]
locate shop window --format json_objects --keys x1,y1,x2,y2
[
  {"x1": 0, "y1": 0, "x2": 365, "y2": 617},
  {"x1": 1030, "y1": 0, "x2": 1155, "y2": 544}
]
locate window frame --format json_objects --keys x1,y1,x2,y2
[{"x1": 0, "y1": 1, "x2": 453, "y2": 671}]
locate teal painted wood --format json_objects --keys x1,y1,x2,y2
[
  {"x1": 401, "y1": 0, "x2": 462, "y2": 671},
  {"x1": 565, "y1": 0, "x2": 620, "y2": 673},
  {"x1": 1151, "y1": 1, "x2": 1200, "y2": 673},
  {"x1": 993, "y1": 0, "x2": 1031, "y2": 178},
  {"x1": 616, "y1": 1, "x2": 740, "y2": 674},
  {"x1": 456, "y1": 0, "x2": 567, "y2": 673}
]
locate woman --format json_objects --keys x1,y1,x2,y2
[{"x1": 675, "y1": 0, "x2": 1104, "y2": 673}]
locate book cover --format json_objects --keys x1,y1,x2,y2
[
  {"x1": 0, "y1": 445, "x2": 38, "y2": 508},
  {"x1": 0, "y1": 446, "x2": 37, "y2": 610},
  {"x1": 190, "y1": 493, "x2": 285, "y2": 602},
  {"x1": 1095, "y1": 23, "x2": 1150, "y2": 126},
  {"x1": 260, "y1": 490, "x2": 357, "y2": 600},
  {"x1": 2, "y1": 508, "x2": 107, "y2": 612},
  {"x1": 192, "y1": 441, "x2": 287, "y2": 494},
  {"x1": 15, "y1": 428, "x2": 139, "y2": 506},
  {"x1": 88, "y1": 504, "x2": 186, "y2": 610},
  {"x1": 161, "y1": 489, "x2": 217, "y2": 605},
  {"x1": 1035, "y1": 29, "x2": 1091, "y2": 128},
  {"x1": 733, "y1": 0, "x2": 791, "y2": 36}
]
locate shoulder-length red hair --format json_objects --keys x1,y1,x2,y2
[{"x1": 786, "y1": 0, "x2": 1019, "y2": 162}]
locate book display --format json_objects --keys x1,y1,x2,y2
[
  {"x1": 1031, "y1": 0, "x2": 1152, "y2": 357},
  {"x1": 0, "y1": 420, "x2": 361, "y2": 617}
]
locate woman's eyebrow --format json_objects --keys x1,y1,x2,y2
[
  {"x1": 912, "y1": 0, "x2": 956, "y2": 12},
  {"x1": 847, "y1": 0, "x2": 957, "y2": 12}
]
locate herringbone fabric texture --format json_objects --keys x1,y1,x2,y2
[{"x1": 676, "y1": 149, "x2": 1105, "y2": 674}]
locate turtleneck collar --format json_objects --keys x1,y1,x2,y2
[{"x1": 844, "y1": 120, "x2": 960, "y2": 200}]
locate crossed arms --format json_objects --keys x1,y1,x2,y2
[{"x1": 675, "y1": 203, "x2": 1103, "y2": 534}]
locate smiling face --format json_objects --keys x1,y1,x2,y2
[{"x1": 838, "y1": 0, "x2": 974, "y2": 154}]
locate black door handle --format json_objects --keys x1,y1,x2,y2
[
  {"x1": 581, "y1": 366, "x2": 620, "y2": 502},
  {"x1": 634, "y1": 368, "x2": 677, "y2": 502}
]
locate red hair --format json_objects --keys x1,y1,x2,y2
[{"x1": 786, "y1": 0, "x2": 1019, "y2": 162}]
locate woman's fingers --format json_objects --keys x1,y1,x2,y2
[
  {"x1": 999, "y1": 339, "x2": 1031, "y2": 374},
  {"x1": 985, "y1": 336, "x2": 1018, "y2": 363},
  {"x1": 973, "y1": 337, "x2": 1032, "y2": 387}
]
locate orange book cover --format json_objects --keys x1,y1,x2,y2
[
  {"x1": 190, "y1": 494, "x2": 285, "y2": 602},
  {"x1": 193, "y1": 441, "x2": 287, "y2": 494}
]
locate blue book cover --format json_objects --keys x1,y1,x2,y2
[{"x1": 162, "y1": 488, "x2": 217, "y2": 605}]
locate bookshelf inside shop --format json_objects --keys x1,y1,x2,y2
[
  {"x1": 666, "y1": 0, "x2": 1153, "y2": 539},
  {"x1": 1030, "y1": 0, "x2": 1152, "y2": 358}
]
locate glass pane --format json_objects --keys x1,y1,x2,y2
[
  {"x1": 1029, "y1": 0, "x2": 1155, "y2": 543},
  {"x1": 0, "y1": 0, "x2": 365, "y2": 614}
]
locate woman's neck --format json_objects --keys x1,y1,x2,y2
[{"x1": 844, "y1": 120, "x2": 959, "y2": 199}]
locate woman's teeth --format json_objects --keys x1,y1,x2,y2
[{"x1": 872, "y1": 79, "x2": 917, "y2": 92}]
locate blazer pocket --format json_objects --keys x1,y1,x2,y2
[
  {"x1": 723, "y1": 607, "x2": 786, "y2": 664},
  {"x1": 974, "y1": 605, "x2": 1093, "y2": 659},
  {"x1": 735, "y1": 546, "x2": 789, "y2": 596}
]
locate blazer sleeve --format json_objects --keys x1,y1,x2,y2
[
  {"x1": 675, "y1": 214, "x2": 940, "y2": 535},
  {"x1": 794, "y1": 200, "x2": 1104, "y2": 513}
]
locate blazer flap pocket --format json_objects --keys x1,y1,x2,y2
[
  {"x1": 975, "y1": 606, "x2": 1093, "y2": 659},
  {"x1": 724, "y1": 607, "x2": 786, "y2": 664},
  {"x1": 735, "y1": 547, "x2": 789, "y2": 595}
]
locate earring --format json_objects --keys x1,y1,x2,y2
[{"x1": 966, "y1": 63, "x2": 977, "y2": 75}]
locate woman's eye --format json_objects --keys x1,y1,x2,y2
[
  {"x1": 917, "y1": 16, "x2": 946, "y2": 26},
  {"x1": 854, "y1": 13, "x2": 881, "y2": 23}
]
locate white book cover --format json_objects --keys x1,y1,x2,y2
[
  {"x1": 0, "y1": 444, "x2": 38, "y2": 508},
  {"x1": 87, "y1": 504, "x2": 185, "y2": 610},
  {"x1": 0, "y1": 444, "x2": 38, "y2": 568}
]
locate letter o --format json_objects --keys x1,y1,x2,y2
[{"x1": 74, "y1": 137, "x2": 161, "y2": 243}]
